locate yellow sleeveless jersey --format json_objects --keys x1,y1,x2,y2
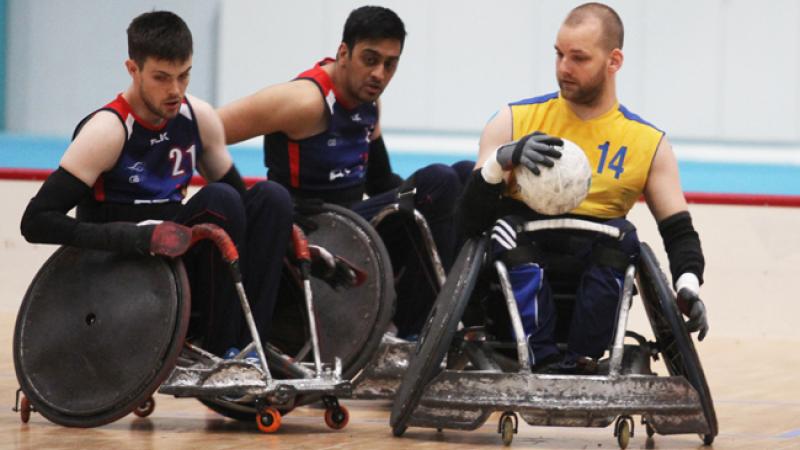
[{"x1": 508, "y1": 92, "x2": 664, "y2": 219}]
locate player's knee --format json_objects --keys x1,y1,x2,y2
[
  {"x1": 451, "y1": 160, "x2": 476, "y2": 186},
  {"x1": 197, "y1": 183, "x2": 246, "y2": 219},
  {"x1": 413, "y1": 163, "x2": 461, "y2": 207},
  {"x1": 604, "y1": 218, "x2": 640, "y2": 256},
  {"x1": 248, "y1": 180, "x2": 293, "y2": 225}
]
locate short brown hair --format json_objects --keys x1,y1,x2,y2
[
  {"x1": 564, "y1": 2, "x2": 624, "y2": 51},
  {"x1": 127, "y1": 11, "x2": 193, "y2": 67}
]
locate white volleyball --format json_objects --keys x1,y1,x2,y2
[{"x1": 511, "y1": 138, "x2": 592, "y2": 215}]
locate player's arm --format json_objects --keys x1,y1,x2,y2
[
  {"x1": 217, "y1": 80, "x2": 327, "y2": 144},
  {"x1": 459, "y1": 107, "x2": 562, "y2": 236},
  {"x1": 189, "y1": 95, "x2": 246, "y2": 196},
  {"x1": 644, "y1": 136, "x2": 708, "y2": 340},
  {"x1": 458, "y1": 107, "x2": 514, "y2": 236},
  {"x1": 21, "y1": 111, "x2": 124, "y2": 247},
  {"x1": 20, "y1": 112, "x2": 144, "y2": 250},
  {"x1": 20, "y1": 112, "x2": 190, "y2": 256},
  {"x1": 365, "y1": 100, "x2": 403, "y2": 196},
  {"x1": 644, "y1": 135, "x2": 704, "y2": 284}
]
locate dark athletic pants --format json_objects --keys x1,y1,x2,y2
[{"x1": 175, "y1": 181, "x2": 292, "y2": 356}]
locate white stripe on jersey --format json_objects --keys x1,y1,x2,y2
[{"x1": 179, "y1": 103, "x2": 192, "y2": 121}]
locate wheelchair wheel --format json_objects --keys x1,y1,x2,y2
[
  {"x1": 271, "y1": 203, "x2": 395, "y2": 381},
  {"x1": 637, "y1": 243, "x2": 718, "y2": 444},
  {"x1": 14, "y1": 247, "x2": 190, "y2": 427},
  {"x1": 390, "y1": 237, "x2": 488, "y2": 436}
]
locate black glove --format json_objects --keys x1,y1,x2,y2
[
  {"x1": 677, "y1": 287, "x2": 709, "y2": 341},
  {"x1": 496, "y1": 132, "x2": 563, "y2": 175},
  {"x1": 293, "y1": 198, "x2": 326, "y2": 233},
  {"x1": 309, "y1": 245, "x2": 366, "y2": 290}
]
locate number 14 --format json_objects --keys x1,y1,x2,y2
[{"x1": 596, "y1": 142, "x2": 626, "y2": 179}]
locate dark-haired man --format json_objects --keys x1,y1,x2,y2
[
  {"x1": 219, "y1": 6, "x2": 471, "y2": 338},
  {"x1": 460, "y1": 2, "x2": 708, "y2": 372},
  {"x1": 20, "y1": 11, "x2": 293, "y2": 356}
]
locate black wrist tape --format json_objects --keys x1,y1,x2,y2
[{"x1": 658, "y1": 211, "x2": 705, "y2": 286}]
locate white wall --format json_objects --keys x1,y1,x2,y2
[
  {"x1": 6, "y1": 0, "x2": 800, "y2": 143},
  {"x1": 6, "y1": 0, "x2": 219, "y2": 136}
]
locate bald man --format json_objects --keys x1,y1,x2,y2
[{"x1": 459, "y1": 2, "x2": 708, "y2": 373}]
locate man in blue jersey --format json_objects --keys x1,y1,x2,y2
[
  {"x1": 219, "y1": 6, "x2": 471, "y2": 339},
  {"x1": 20, "y1": 11, "x2": 293, "y2": 356}
]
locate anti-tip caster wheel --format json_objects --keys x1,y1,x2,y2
[
  {"x1": 19, "y1": 394, "x2": 31, "y2": 424},
  {"x1": 615, "y1": 416, "x2": 633, "y2": 449},
  {"x1": 498, "y1": 411, "x2": 518, "y2": 446},
  {"x1": 324, "y1": 405, "x2": 349, "y2": 430},
  {"x1": 133, "y1": 396, "x2": 155, "y2": 418},
  {"x1": 256, "y1": 406, "x2": 282, "y2": 433}
]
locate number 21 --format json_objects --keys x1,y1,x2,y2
[
  {"x1": 596, "y1": 141, "x2": 626, "y2": 179},
  {"x1": 169, "y1": 145, "x2": 196, "y2": 176}
]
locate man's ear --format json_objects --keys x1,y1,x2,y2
[
  {"x1": 608, "y1": 48, "x2": 623, "y2": 74},
  {"x1": 124, "y1": 59, "x2": 139, "y2": 77},
  {"x1": 336, "y1": 42, "x2": 350, "y2": 61}
]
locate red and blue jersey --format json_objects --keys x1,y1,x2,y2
[
  {"x1": 75, "y1": 94, "x2": 202, "y2": 206},
  {"x1": 264, "y1": 58, "x2": 378, "y2": 202}
]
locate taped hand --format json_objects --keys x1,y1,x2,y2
[{"x1": 677, "y1": 286, "x2": 709, "y2": 341}]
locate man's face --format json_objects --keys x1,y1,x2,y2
[
  {"x1": 129, "y1": 56, "x2": 192, "y2": 121},
  {"x1": 554, "y1": 19, "x2": 613, "y2": 106},
  {"x1": 338, "y1": 38, "x2": 402, "y2": 103}
]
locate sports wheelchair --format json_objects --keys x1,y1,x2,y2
[
  {"x1": 389, "y1": 218, "x2": 718, "y2": 448},
  {"x1": 11, "y1": 219, "x2": 370, "y2": 432}
]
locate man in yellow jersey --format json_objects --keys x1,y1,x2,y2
[{"x1": 459, "y1": 2, "x2": 708, "y2": 373}]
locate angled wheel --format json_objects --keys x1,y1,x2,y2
[
  {"x1": 256, "y1": 406, "x2": 282, "y2": 433},
  {"x1": 132, "y1": 396, "x2": 155, "y2": 418},
  {"x1": 390, "y1": 237, "x2": 488, "y2": 436},
  {"x1": 13, "y1": 247, "x2": 190, "y2": 428},
  {"x1": 637, "y1": 243, "x2": 718, "y2": 444},
  {"x1": 324, "y1": 405, "x2": 349, "y2": 430}
]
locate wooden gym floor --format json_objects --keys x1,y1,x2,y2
[{"x1": 1, "y1": 180, "x2": 799, "y2": 449}]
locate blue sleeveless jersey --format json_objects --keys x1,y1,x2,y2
[
  {"x1": 75, "y1": 94, "x2": 202, "y2": 205},
  {"x1": 264, "y1": 58, "x2": 378, "y2": 197}
]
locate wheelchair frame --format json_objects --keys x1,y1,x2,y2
[
  {"x1": 390, "y1": 219, "x2": 718, "y2": 448},
  {"x1": 349, "y1": 203, "x2": 447, "y2": 399},
  {"x1": 14, "y1": 224, "x2": 351, "y2": 433}
]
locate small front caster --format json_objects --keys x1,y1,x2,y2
[
  {"x1": 133, "y1": 396, "x2": 155, "y2": 418},
  {"x1": 614, "y1": 415, "x2": 634, "y2": 449},
  {"x1": 256, "y1": 406, "x2": 282, "y2": 433},
  {"x1": 324, "y1": 405, "x2": 349, "y2": 430},
  {"x1": 498, "y1": 411, "x2": 518, "y2": 446}
]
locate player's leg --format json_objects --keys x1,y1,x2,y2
[
  {"x1": 239, "y1": 180, "x2": 293, "y2": 344},
  {"x1": 173, "y1": 182, "x2": 247, "y2": 356},
  {"x1": 566, "y1": 218, "x2": 640, "y2": 370}
]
